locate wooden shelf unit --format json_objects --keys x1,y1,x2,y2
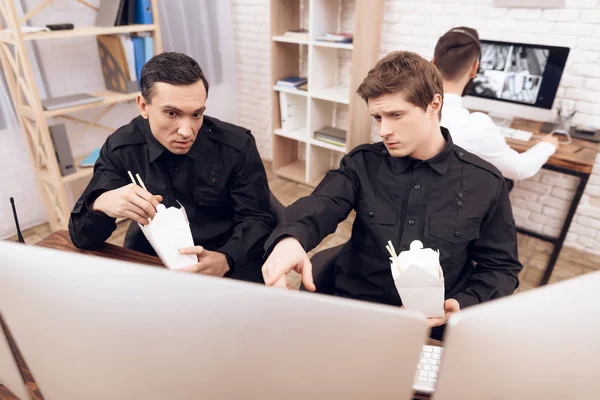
[
  {"x1": 270, "y1": 0, "x2": 383, "y2": 187},
  {"x1": 0, "y1": 0, "x2": 163, "y2": 230}
]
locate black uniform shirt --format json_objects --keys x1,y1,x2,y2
[
  {"x1": 265, "y1": 128, "x2": 522, "y2": 308},
  {"x1": 69, "y1": 116, "x2": 275, "y2": 281}
]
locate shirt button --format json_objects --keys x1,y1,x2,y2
[
  {"x1": 408, "y1": 219, "x2": 415, "y2": 225},
  {"x1": 458, "y1": 193, "x2": 464, "y2": 198},
  {"x1": 173, "y1": 168, "x2": 178, "y2": 173},
  {"x1": 454, "y1": 231, "x2": 460, "y2": 238},
  {"x1": 458, "y1": 151, "x2": 464, "y2": 157},
  {"x1": 414, "y1": 184, "x2": 421, "y2": 190},
  {"x1": 211, "y1": 172, "x2": 216, "y2": 177},
  {"x1": 457, "y1": 201, "x2": 463, "y2": 206},
  {"x1": 369, "y1": 212, "x2": 374, "y2": 217},
  {"x1": 211, "y1": 178, "x2": 217, "y2": 183}
]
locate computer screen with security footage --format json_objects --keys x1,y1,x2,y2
[{"x1": 467, "y1": 40, "x2": 570, "y2": 110}]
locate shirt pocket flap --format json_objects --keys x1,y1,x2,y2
[{"x1": 428, "y1": 216, "x2": 481, "y2": 244}]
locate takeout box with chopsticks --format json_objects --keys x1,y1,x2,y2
[
  {"x1": 128, "y1": 171, "x2": 198, "y2": 270},
  {"x1": 386, "y1": 240, "x2": 445, "y2": 318}
]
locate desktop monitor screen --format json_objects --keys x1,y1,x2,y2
[{"x1": 467, "y1": 40, "x2": 570, "y2": 110}]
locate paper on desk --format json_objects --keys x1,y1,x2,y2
[
  {"x1": 389, "y1": 240, "x2": 445, "y2": 318},
  {"x1": 138, "y1": 202, "x2": 198, "y2": 270}
]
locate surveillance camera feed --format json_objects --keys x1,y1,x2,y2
[{"x1": 470, "y1": 42, "x2": 550, "y2": 105}]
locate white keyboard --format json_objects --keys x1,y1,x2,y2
[
  {"x1": 412, "y1": 345, "x2": 444, "y2": 394},
  {"x1": 499, "y1": 126, "x2": 533, "y2": 142}
]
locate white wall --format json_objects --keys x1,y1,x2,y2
[{"x1": 231, "y1": 0, "x2": 600, "y2": 255}]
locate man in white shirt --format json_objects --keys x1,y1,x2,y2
[{"x1": 432, "y1": 27, "x2": 559, "y2": 182}]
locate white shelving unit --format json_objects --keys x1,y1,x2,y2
[{"x1": 270, "y1": 0, "x2": 384, "y2": 187}]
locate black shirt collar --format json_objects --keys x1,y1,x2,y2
[
  {"x1": 141, "y1": 117, "x2": 201, "y2": 163},
  {"x1": 391, "y1": 127, "x2": 454, "y2": 175}
]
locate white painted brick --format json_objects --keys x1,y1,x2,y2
[
  {"x1": 386, "y1": 1, "x2": 416, "y2": 13},
  {"x1": 383, "y1": 12, "x2": 400, "y2": 24},
  {"x1": 513, "y1": 207, "x2": 531, "y2": 220},
  {"x1": 516, "y1": 219, "x2": 544, "y2": 233},
  {"x1": 473, "y1": 6, "x2": 508, "y2": 19},
  {"x1": 539, "y1": 196, "x2": 571, "y2": 210},
  {"x1": 511, "y1": 188, "x2": 540, "y2": 202},
  {"x1": 537, "y1": 34, "x2": 579, "y2": 48},
  {"x1": 569, "y1": 49, "x2": 600, "y2": 63},
  {"x1": 442, "y1": 4, "x2": 474, "y2": 16},
  {"x1": 398, "y1": 13, "x2": 428, "y2": 25},
  {"x1": 564, "y1": 88, "x2": 600, "y2": 102},
  {"x1": 532, "y1": 211, "x2": 563, "y2": 227},
  {"x1": 511, "y1": 197, "x2": 544, "y2": 213},
  {"x1": 560, "y1": 74, "x2": 585, "y2": 88},
  {"x1": 502, "y1": 32, "x2": 538, "y2": 44},
  {"x1": 569, "y1": 221, "x2": 599, "y2": 237},
  {"x1": 583, "y1": 184, "x2": 600, "y2": 197},
  {"x1": 554, "y1": 22, "x2": 595, "y2": 37},
  {"x1": 543, "y1": 225, "x2": 561, "y2": 237},
  {"x1": 580, "y1": 10, "x2": 600, "y2": 23},
  {"x1": 542, "y1": 9, "x2": 581, "y2": 21},
  {"x1": 574, "y1": 114, "x2": 600, "y2": 127},
  {"x1": 565, "y1": 0, "x2": 599, "y2": 8},
  {"x1": 576, "y1": 236, "x2": 599, "y2": 248},
  {"x1": 575, "y1": 215, "x2": 600, "y2": 230},
  {"x1": 551, "y1": 187, "x2": 576, "y2": 201},
  {"x1": 452, "y1": 16, "x2": 486, "y2": 30},
  {"x1": 508, "y1": 8, "x2": 542, "y2": 20},
  {"x1": 575, "y1": 101, "x2": 600, "y2": 115},
  {"x1": 577, "y1": 37, "x2": 600, "y2": 51},
  {"x1": 385, "y1": 23, "x2": 415, "y2": 35},
  {"x1": 542, "y1": 206, "x2": 567, "y2": 219}
]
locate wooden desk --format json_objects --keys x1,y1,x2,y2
[
  {"x1": 0, "y1": 231, "x2": 163, "y2": 400},
  {"x1": 508, "y1": 118, "x2": 599, "y2": 285}
]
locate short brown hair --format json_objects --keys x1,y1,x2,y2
[
  {"x1": 434, "y1": 27, "x2": 480, "y2": 81},
  {"x1": 356, "y1": 51, "x2": 444, "y2": 115}
]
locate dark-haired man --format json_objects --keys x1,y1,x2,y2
[
  {"x1": 261, "y1": 51, "x2": 522, "y2": 338},
  {"x1": 69, "y1": 52, "x2": 275, "y2": 282},
  {"x1": 432, "y1": 27, "x2": 558, "y2": 181}
]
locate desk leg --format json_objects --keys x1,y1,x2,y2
[{"x1": 540, "y1": 173, "x2": 590, "y2": 285}]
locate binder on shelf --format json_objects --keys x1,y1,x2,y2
[
  {"x1": 132, "y1": 36, "x2": 145, "y2": 81},
  {"x1": 279, "y1": 91, "x2": 306, "y2": 133},
  {"x1": 134, "y1": 0, "x2": 153, "y2": 24},
  {"x1": 96, "y1": 0, "x2": 134, "y2": 27},
  {"x1": 48, "y1": 124, "x2": 75, "y2": 177},
  {"x1": 97, "y1": 34, "x2": 138, "y2": 93},
  {"x1": 143, "y1": 35, "x2": 154, "y2": 62}
]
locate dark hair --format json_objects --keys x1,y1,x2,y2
[
  {"x1": 357, "y1": 51, "x2": 444, "y2": 115},
  {"x1": 434, "y1": 27, "x2": 480, "y2": 81},
  {"x1": 140, "y1": 52, "x2": 209, "y2": 103}
]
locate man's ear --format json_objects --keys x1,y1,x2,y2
[
  {"x1": 429, "y1": 93, "x2": 443, "y2": 117},
  {"x1": 136, "y1": 95, "x2": 149, "y2": 119},
  {"x1": 431, "y1": 56, "x2": 436, "y2": 66},
  {"x1": 470, "y1": 59, "x2": 479, "y2": 78}
]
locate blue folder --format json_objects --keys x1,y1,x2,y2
[{"x1": 134, "y1": 0, "x2": 153, "y2": 24}]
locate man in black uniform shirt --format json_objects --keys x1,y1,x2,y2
[
  {"x1": 262, "y1": 51, "x2": 522, "y2": 332},
  {"x1": 69, "y1": 52, "x2": 275, "y2": 282}
]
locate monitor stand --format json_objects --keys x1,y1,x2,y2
[{"x1": 489, "y1": 113, "x2": 514, "y2": 128}]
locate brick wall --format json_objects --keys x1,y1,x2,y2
[{"x1": 231, "y1": 0, "x2": 600, "y2": 255}]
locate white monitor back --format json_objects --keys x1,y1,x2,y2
[
  {"x1": 433, "y1": 271, "x2": 600, "y2": 400},
  {"x1": 462, "y1": 95, "x2": 554, "y2": 123},
  {"x1": 0, "y1": 318, "x2": 29, "y2": 400},
  {"x1": 0, "y1": 242, "x2": 429, "y2": 400}
]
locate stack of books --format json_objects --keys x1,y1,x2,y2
[
  {"x1": 315, "y1": 33, "x2": 353, "y2": 44},
  {"x1": 314, "y1": 126, "x2": 346, "y2": 147},
  {"x1": 275, "y1": 76, "x2": 308, "y2": 91},
  {"x1": 283, "y1": 29, "x2": 309, "y2": 41}
]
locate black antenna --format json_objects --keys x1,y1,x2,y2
[{"x1": 10, "y1": 197, "x2": 25, "y2": 243}]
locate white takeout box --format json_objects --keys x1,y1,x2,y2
[
  {"x1": 139, "y1": 203, "x2": 198, "y2": 270},
  {"x1": 390, "y1": 240, "x2": 445, "y2": 318}
]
